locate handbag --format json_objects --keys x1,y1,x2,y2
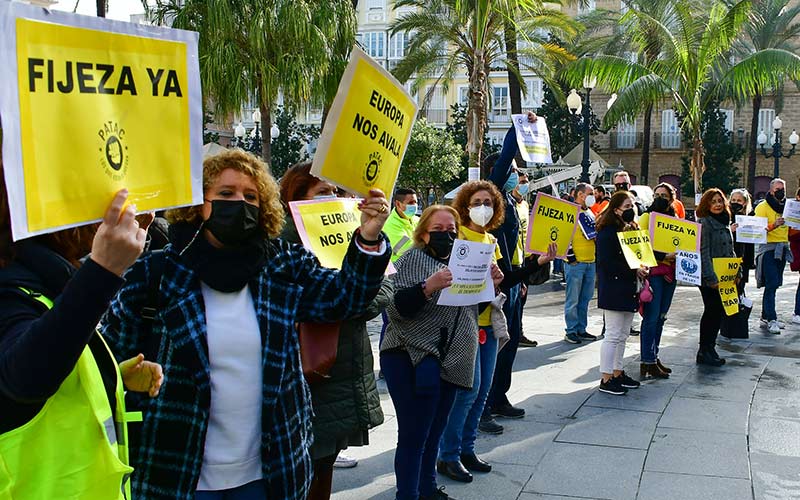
[
  {"x1": 297, "y1": 321, "x2": 341, "y2": 384},
  {"x1": 720, "y1": 294, "x2": 752, "y2": 339},
  {"x1": 637, "y1": 277, "x2": 653, "y2": 316}
]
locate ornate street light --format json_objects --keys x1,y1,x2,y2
[
  {"x1": 567, "y1": 78, "x2": 613, "y2": 183},
  {"x1": 757, "y1": 115, "x2": 798, "y2": 178}
]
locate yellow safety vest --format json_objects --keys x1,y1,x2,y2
[{"x1": 0, "y1": 288, "x2": 141, "y2": 500}]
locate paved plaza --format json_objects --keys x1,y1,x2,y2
[{"x1": 332, "y1": 271, "x2": 800, "y2": 500}]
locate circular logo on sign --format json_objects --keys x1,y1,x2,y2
[
  {"x1": 362, "y1": 152, "x2": 382, "y2": 187},
  {"x1": 672, "y1": 236, "x2": 681, "y2": 247},
  {"x1": 681, "y1": 258, "x2": 698, "y2": 274},
  {"x1": 549, "y1": 226, "x2": 559, "y2": 242},
  {"x1": 456, "y1": 243, "x2": 470, "y2": 260},
  {"x1": 635, "y1": 250, "x2": 642, "y2": 259},
  {"x1": 97, "y1": 120, "x2": 129, "y2": 181}
]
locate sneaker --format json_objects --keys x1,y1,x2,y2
[
  {"x1": 617, "y1": 371, "x2": 641, "y2": 389},
  {"x1": 491, "y1": 403, "x2": 525, "y2": 419},
  {"x1": 760, "y1": 318, "x2": 769, "y2": 328},
  {"x1": 420, "y1": 486, "x2": 453, "y2": 500},
  {"x1": 333, "y1": 452, "x2": 358, "y2": 469},
  {"x1": 599, "y1": 377, "x2": 628, "y2": 395},
  {"x1": 564, "y1": 333, "x2": 582, "y2": 344},
  {"x1": 777, "y1": 320, "x2": 786, "y2": 329},
  {"x1": 577, "y1": 331, "x2": 598, "y2": 341},
  {"x1": 478, "y1": 417, "x2": 504, "y2": 435},
  {"x1": 519, "y1": 335, "x2": 538, "y2": 347},
  {"x1": 793, "y1": 315, "x2": 800, "y2": 325},
  {"x1": 629, "y1": 327, "x2": 640, "y2": 337},
  {"x1": 768, "y1": 320, "x2": 781, "y2": 335}
]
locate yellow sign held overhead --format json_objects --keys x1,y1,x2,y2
[
  {"x1": 526, "y1": 192, "x2": 580, "y2": 259},
  {"x1": 311, "y1": 46, "x2": 417, "y2": 198},
  {"x1": 617, "y1": 230, "x2": 658, "y2": 269},
  {"x1": 649, "y1": 212, "x2": 701, "y2": 253},
  {"x1": 713, "y1": 257, "x2": 741, "y2": 316}
]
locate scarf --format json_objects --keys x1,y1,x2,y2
[
  {"x1": 711, "y1": 211, "x2": 731, "y2": 226},
  {"x1": 169, "y1": 222, "x2": 268, "y2": 293},
  {"x1": 765, "y1": 192, "x2": 785, "y2": 214}
]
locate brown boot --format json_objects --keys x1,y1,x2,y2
[
  {"x1": 640, "y1": 363, "x2": 670, "y2": 379},
  {"x1": 656, "y1": 358, "x2": 672, "y2": 374}
]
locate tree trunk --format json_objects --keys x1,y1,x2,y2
[
  {"x1": 640, "y1": 103, "x2": 653, "y2": 184},
  {"x1": 747, "y1": 93, "x2": 761, "y2": 195},
  {"x1": 260, "y1": 103, "x2": 272, "y2": 169},
  {"x1": 468, "y1": 52, "x2": 488, "y2": 174},
  {"x1": 692, "y1": 138, "x2": 705, "y2": 197},
  {"x1": 504, "y1": 22, "x2": 525, "y2": 169},
  {"x1": 96, "y1": 0, "x2": 105, "y2": 17}
]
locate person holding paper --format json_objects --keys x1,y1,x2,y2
[
  {"x1": 563, "y1": 183, "x2": 599, "y2": 345},
  {"x1": 381, "y1": 205, "x2": 503, "y2": 500},
  {"x1": 696, "y1": 188, "x2": 738, "y2": 366},
  {"x1": 636, "y1": 183, "x2": 680, "y2": 379},
  {"x1": 730, "y1": 188, "x2": 755, "y2": 296},
  {"x1": 754, "y1": 178, "x2": 792, "y2": 335},
  {"x1": 595, "y1": 191, "x2": 647, "y2": 395},
  {"x1": 102, "y1": 150, "x2": 391, "y2": 500}
]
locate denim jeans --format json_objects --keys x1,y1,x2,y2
[
  {"x1": 195, "y1": 481, "x2": 267, "y2": 500},
  {"x1": 439, "y1": 331, "x2": 498, "y2": 461},
  {"x1": 553, "y1": 258, "x2": 564, "y2": 274},
  {"x1": 761, "y1": 250, "x2": 786, "y2": 321},
  {"x1": 486, "y1": 283, "x2": 521, "y2": 411},
  {"x1": 639, "y1": 275, "x2": 677, "y2": 363},
  {"x1": 381, "y1": 350, "x2": 457, "y2": 500},
  {"x1": 564, "y1": 262, "x2": 596, "y2": 334}
]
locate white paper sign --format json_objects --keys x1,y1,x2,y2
[
  {"x1": 512, "y1": 114, "x2": 553, "y2": 164},
  {"x1": 437, "y1": 239, "x2": 496, "y2": 306},
  {"x1": 676, "y1": 250, "x2": 702, "y2": 286},
  {"x1": 783, "y1": 200, "x2": 800, "y2": 229},
  {"x1": 734, "y1": 215, "x2": 768, "y2": 244}
]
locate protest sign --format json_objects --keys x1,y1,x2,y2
[
  {"x1": 783, "y1": 199, "x2": 800, "y2": 229},
  {"x1": 676, "y1": 251, "x2": 702, "y2": 285},
  {"x1": 649, "y1": 212, "x2": 701, "y2": 253},
  {"x1": 617, "y1": 230, "x2": 658, "y2": 269},
  {"x1": 311, "y1": 46, "x2": 417, "y2": 198},
  {"x1": 734, "y1": 215, "x2": 767, "y2": 244},
  {"x1": 713, "y1": 258, "x2": 741, "y2": 316},
  {"x1": 0, "y1": 2, "x2": 203, "y2": 241},
  {"x1": 511, "y1": 114, "x2": 553, "y2": 164},
  {"x1": 577, "y1": 211, "x2": 597, "y2": 240},
  {"x1": 526, "y1": 192, "x2": 580, "y2": 259},
  {"x1": 438, "y1": 239, "x2": 496, "y2": 306}
]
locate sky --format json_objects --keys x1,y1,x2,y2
[{"x1": 51, "y1": 0, "x2": 146, "y2": 22}]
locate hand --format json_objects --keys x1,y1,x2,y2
[
  {"x1": 775, "y1": 217, "x2": 785, "y2": 228},
  {"x1": 731, "y1": 223, "x2": 738, "y2": 233},
  {"x1": 119, "y1": 353, "x2": 163, "y2": 397},
  {"x1": 424, "y1": 268, "x2": 453, "y2": 296},
  {"x1": 636, "y1": 266, "x2": 649, "y2": 279},
  {"x1": 91, "y1": 190, "x2": 148, "y2": 276},
  {"x1": 490, "y1": 263, "x2": 504, "y2": 288},
  {"x1": 527, "y1": 111, "x2": 538, "y2": 123},
  {"x1": 358, "y1": 189, "x2": 390, "y2": 241},
  {"x1": 537, "y1": 242, "x2": 558, "y2": 265}
]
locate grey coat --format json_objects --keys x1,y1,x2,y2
[{"x1": 699, "y1": 216, "x2": 737, "y2": 287}]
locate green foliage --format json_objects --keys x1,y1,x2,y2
[
  {"x1": 538, "y1": 82, "x2": 601, "y2": 160},
  {"x1": 680, "y1": 102, "x2": 743, "y2": 195},
  {"x1": 399, "y1": 119, "x2": 463, "y2": 198},
  {"x1": 442, "y1": 104, "x2": 501, "y2": 192},
  {"x1": 270, "y1": 106, "x2": 319, "y2": 179}
]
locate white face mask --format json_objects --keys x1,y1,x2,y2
[
  {"x1": 469, "y1": 205, "x2": 494, "y2": 227},
  {"x1": 585, "y1": 195, "x2": 596, "y2": 208}
]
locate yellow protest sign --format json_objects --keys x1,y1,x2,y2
[
  {"x1": 713, "y1": 258, "x2": 741, "y2": 316},
  {"x1": 0, "y1": 3, "x2": 202, "y2": 241},
  {"x1": 649, "y1": 212, "x2": 701, "y2": 253},
  {"x1": 526, "y1": 192, "x2": 580, "y2": 259},
  {"x1": 617, "y1": 230, "x2": 658, "y2": 269},
  {"x1": 311, "y1": 46, "x2": 417, "y2": 198}
]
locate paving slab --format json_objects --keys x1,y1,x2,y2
[
  {"x1": 750, "y1": 451, "x2": 800, "y2": 500},
  {"x1": 752, "y1": 387, "x2": 800, "y2": 420},
  {"x1": 474, "y1": 421, "x2": 561, "y2": 467},
  {"x1": 658, "y1": 397, "x2": 749, "y2": 434},
  {"x1": 520, "y1": 494, "x2": 609, "y2": 500},
  {"x1": 584, "y1": 381, "x2": 677, "y2": 414},
  {"x1": 749, "y1": 416, "x2": 800, "y2": 457},
  {"x1": 645, "y1": 428, "x2": 749, "y2": 478},
  {"x1": 555, "y1": 406, "x2": 660, "y2": 450},
  {"x1": 637, "y1": 471, "x2": 752, "y2": 500},
  {"x1": 435, "y1": 463, "x2": 532, "y2": 500}
]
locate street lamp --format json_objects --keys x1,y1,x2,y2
[
  {"x1": 233, "y1": 122, "x2": 246, "y2": 148},
  {"x1": 566, "y1": 78, "x2": 613, "y2": 183},
  {"x1": 270, "y1": 124, "x2": 280, "y2": 140},
  {"x1": 757, "y1": 115, "x2": 798, "y2": 178},
  {"x1": 251, "y1": 109, "x2": 262, "y2": 156}
]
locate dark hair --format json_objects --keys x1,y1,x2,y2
[
  {"x1": 394, "y1": 187, "x2": 417, "y2": 204},
  {"x1": 279, "y1": 161, "x2": 322, "y2": 205},
  {"x1": 595, "y1": 185, "x2": 607, "y2": 195},
  {"x1": 596, "y1": 191, "x2": 633, "y2": 232},
  {"x1": 452, "y1": 181, "x2": 506, "y2": 231},
  {"x1": 695, "y1": 188, "x2": 730, "y2": 219},
  {"x1": 575, "y1": 183, "x2": 591, "y2": 195},
  {"x1": 653, "y1": 182, "x2": 676, "y2": 201}
]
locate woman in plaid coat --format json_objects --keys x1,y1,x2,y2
[{"x1": 102, "y1": 150, "x2": 391, "y2": 500}]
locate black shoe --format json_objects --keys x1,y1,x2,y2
[
  {"x1": 460, "y1": 452, "x2": 492, "y2": 473},
  {"x1": 617, "y1": 371, "x2": 640, "y2": 389},
  {"x1": 709, "y1": 348, "x2": 727, "y2": 364},
  {"x1": 696, "y1": 349, "x2": 724, "y2": 366},
  {"x1": 436, "y1": 460, "x2": 472, "y2": 483},
  {"x1": 629, "y1": 327, "x2": 640, "y2": 337},
  {"x1": 491, "y1": 403, "x2": 525, "y2": 419},
  {"x1": 519, "y1": 335, "x2": 538, "y2": 347},
  {"x1": 599, "y1": 377, "x2": 628, "y2": 395},
  {"x1": 478, "y1": 417, "x2": 504, "y2": 435},
  {"x1": 578, "y1": 331, "x2": 598, "y2": 341},
  {"x1": 564, "y1": 332, "x2": 582, "y2": 344},
  {"x1": 420, "y1": 486, "x2": 455, "y2": 500}
]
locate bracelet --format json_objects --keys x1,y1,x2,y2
[{"x1": 356, "y1": 231, "x2": 384, "y2": 246}]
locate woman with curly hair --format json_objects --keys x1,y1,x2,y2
[{"x1": 101, "y1": 149, "x2": 392, "y2": 500}]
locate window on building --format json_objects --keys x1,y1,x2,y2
[
  {"x1": 490, "y1": 85, "x2": 509, "y2": 122},
  {"x1": 617, "y1": 119, "x2": 637, "y2": 149},
  {"x1": 425, "y1": 86, "x2": 447, "y2": 124},
  {"x1": 488, "y1": 132, "x2": 506, "y2": 145},
  {"x1": 661, "y1": 110, "x2": 680, "y2": 149},
  {"x1": 522, "y1": 78, "x2": 543, "y2": 111},
  {"x1": 367, "y1": 0, "x2": 384, "y2": 10},
  {"x1": 457, "y1": 86, "x2": 469, "y2": 108},
  {"x1": 758, "y1": 108, "x2": 776, "y2": 137},
  {"x1": 720, "y1": 109, "x2": 734, "y2": 133},
  {"x1": 388, "y1": 32, "x2": 410, "y2": 70},
  {"x1": 361, "y1": 31, "x2": 386, "y2": 61}
]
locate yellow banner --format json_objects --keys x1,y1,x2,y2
[
  {"x1": 0, "y1": 3, "x2": 202, "y2": 240},
  {"x1": 311, "y1": 46, "x2": 417, "y2": 198},
  {"x1": 290, "y1": 199, "x2": 362, "y2": 269},
  {"x1": 649, "y1": 212, "x2": 701, "y2": 253},
  {"x1": 617, "y1": 230, "x2": 658, "y2": 269},
  {"x1": 713, "y1": 257, "x2": 741, "y2": 316},
  {"x1": 526, "y1": 192, "x2": 580, "y2": 259}
]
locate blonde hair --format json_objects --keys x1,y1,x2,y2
[
  {"x1": 166, "y1": 149, "x2": 285, "y2": 238},
  {"x1": 412, "y1": 205, "x2": 460, "y2": 248}
]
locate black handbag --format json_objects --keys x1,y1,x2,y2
[{"x1": 720, "y1": 302, "x2": 751, "y2": 339}]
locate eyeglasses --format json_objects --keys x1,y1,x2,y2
[{"x1": 470, "y1": 201, "x2": 493, "y2": 208}]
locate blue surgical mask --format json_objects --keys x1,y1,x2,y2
[
  {"x1": 517, "y1": 183, "x2": 529, "y2": 196},
  {"x1": 504, "y1": 172, "x2": 519, "y2": 192},
  {"x1": 403, "y1": 204, "x2": 418, "y2": 218}
]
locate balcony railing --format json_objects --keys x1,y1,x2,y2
[{"x1": 609, "y1": 131, "x2": 642, "y2": 149}]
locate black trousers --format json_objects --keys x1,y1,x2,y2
[{"x1": 699, "y1": 285, "x2": 724, "y2": 349}]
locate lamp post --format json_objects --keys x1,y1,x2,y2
[
  {"x1": 757, "y1": 116, "x2": 798, "y2": 178},
  {"x1": 566, "y1": 76, "x2": 612, "y2": 183},
  {"x1": 233, "y1": 122, "x2": 246, "y2": 148},
  {"x1": 251, "y1": 109, "x2": 262, "y2": 156}
]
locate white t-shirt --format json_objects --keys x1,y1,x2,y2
[{"x1": 197, "y1": 284, "x2": 263, "y2": 491}]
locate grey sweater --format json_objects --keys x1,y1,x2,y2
[{"x1": 699, "y1": 216, "x2": 737, "y2": 287}]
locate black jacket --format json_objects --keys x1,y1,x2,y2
[{"x1": 596, "y1": 225, "x2": 638, "y2": 312}]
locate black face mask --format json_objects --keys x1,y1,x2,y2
[
  {"x1": 615, "y1": 183, "x2": 630, "y2": 192},
  {"x1": 774, "y1": 189, "x2": 786, "y2": 201},
  {"x1": 621, "y1": 208, "x2": 636, "y2": 223},
  {"x1": 427, "y1": 231, "x2": 457, "y2": 259},
  {"x1": 205, "y1": 200, "x2": 260, "y2": 247},
  {"x1": 730, "y1": 202, "x2": 744, "y2": 214},
  {"x1": 650, "y1": 197, "x2": 670, "y2": 213}
]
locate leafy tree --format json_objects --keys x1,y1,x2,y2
[
  {"x1": 270, "y1": 106, "x2": 320, "y2": 179},
  {"x1": 399, "y1": 119, "x2": 463, "y2": 201},
  {"x1": 538, "y1": 82, "x2": 601, "y2": 161},
  {"x1": 444, "y1": 104, "x2": 500, "y2": 190},
  {"x1": 680, "y1": 102, "x2": 743, "y2": 195}
]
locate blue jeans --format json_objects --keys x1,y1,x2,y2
[
  {"x1": 640, "y1": 275, "x2": 677, "y2": 363},
  {"x1": 486, "y1": 283, "x2": 521, "y2": 411},
  {"x1": 195, "y1": 481, "x2": 266, "y2": 500},
  {"x1": 381, "y1": 350, "x2": 457, "y2": 500},
  {"x1": 564, "y1": 262, "x2": 596, "y2": 334},
  {"x1": 761, "y1": 250, "x2": 786, "y2": 321},
  {"x1": 553, "y1": 258, "x2": 564, "y2": 274},
  {"x1": 439, "y1": 331, "x2": 498, "y2": 461}
]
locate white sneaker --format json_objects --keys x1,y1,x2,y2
[
  {"x1": 792, "y1": 315, "x2": 800, "y2": 325},
  {"x1": 768, "y1": 320, "x2": 781, "y2": 335},
  {"x1": 777, "y1": 320, "x2": 786, "y2": 329},
  {"x1": 760, "y1": 318, "x2": 769, "y2": 327},
  {"x1": 333, "y1": 452, "x2": 358, "y2": 469}
]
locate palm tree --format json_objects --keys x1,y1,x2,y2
[
  {"x1": 733, "y1": 0, "x2": 800, "y2": 194},
  {"x1": 148, "y1": 0, "x2": 356, "y2": 166},
  {"x1": 391, "y1": 0, "x2": 577, "y2": 170},
  {"x1": 564, "y1": 0, "x2": 800, "y2": 196}
]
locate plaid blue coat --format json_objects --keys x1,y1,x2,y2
[{"x1": 101, "y1": 237, "x2": 390, "y2": 500}]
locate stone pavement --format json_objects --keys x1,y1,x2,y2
[{"x1": 331, "y1": 271, "x2": 800, "y2": 500}]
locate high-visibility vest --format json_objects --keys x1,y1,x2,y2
[{"x1": 0, "y1": 288, "x2": 141, "y2": 500}]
